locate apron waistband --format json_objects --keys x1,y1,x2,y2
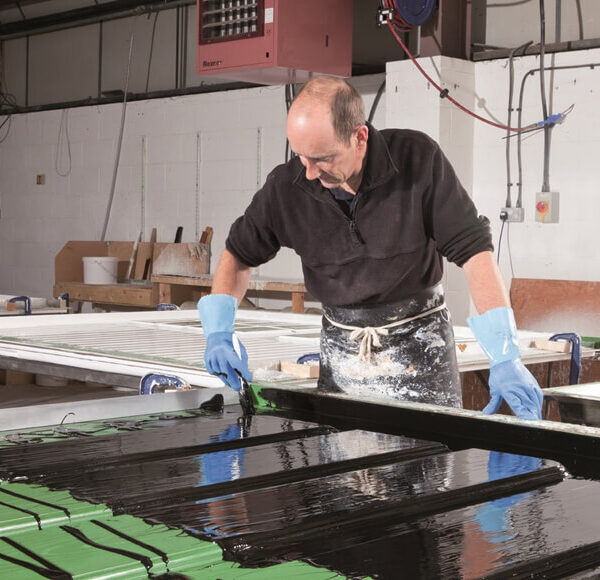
[{"x1": 324, "y1": 302, "x2": 447, "y2": 360}]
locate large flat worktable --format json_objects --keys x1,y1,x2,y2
[{"x1": 152, "y1": 274, "x2": 311, "y2": 313}]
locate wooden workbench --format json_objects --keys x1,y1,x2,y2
[
  {"x1": 53, "y1": 240, "x2": 208, "y2": 309},
  {"x1": 151, "y1": 274, "x2": 312, "y2": 313},
  {"x1": 53, "y1": 281, "x2": 159, "y2": 308}
]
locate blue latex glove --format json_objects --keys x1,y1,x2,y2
[
  {"x1": 198, "y1": 294, "x2": 252, "y2": 390},
  {"x1": 486, "y1": 360, "x2": 543, "y2": 420},
  {"x1": 468, "y1": 307, "x2": 543, "y2": 420}
]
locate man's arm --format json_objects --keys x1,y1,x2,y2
[
  {"x1": 211, "y1": 249, "x2": 253, "y2": 302},
  {"x1": 462, "y1": 250, "x2": 510, "y2": 314},
  {"x1": 462, "y1": 250, "x2": 543, "y2": 420},
  {"x1": 197, "y1": 249, "x2": 253, "y2": 391}
]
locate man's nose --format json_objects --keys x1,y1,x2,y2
[{"x1": 304, "y1": 160, "x2": 320, "y2": 180}]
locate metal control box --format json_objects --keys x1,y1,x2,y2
[
  {"x1": 196, "y1": 0, "x2": 352, "y2": 84},
  {"x1": 535, "y1": 191, "x2": 560, "y2": 223}
]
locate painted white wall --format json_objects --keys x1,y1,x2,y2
[
  {"x1": 385, "y1": 48, "x2": 600, "y2": 325},
  {"x1": 0, "y1": 73, "x2": 387, "y2": 304},
  {"x1": 473, "y1": 47, "x2": 600, "y2": 287},
  {"x1": 485, "y1": 0, "x2": 600, "y2": 47},
  {"x1": 2, "y1": 44, "x2": 600, "y2": 320}
]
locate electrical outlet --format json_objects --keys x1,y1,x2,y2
[
  {"x1": 535, "y1": 191, "x2": 559, "y2": 223},
  {"x1": 500, "y1": 207, "x2": 524, "y2": 222}
]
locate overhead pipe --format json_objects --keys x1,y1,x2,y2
[
  {"x1": 0, "y1": 0, "x2": 195, "y2": 41},
  {"x1": 1, "y1": 82, "x2": 262, "y2": 116}
]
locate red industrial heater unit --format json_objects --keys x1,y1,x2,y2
[{"x1": 196, "y1": 0, "x2": 353, "y2": 84}]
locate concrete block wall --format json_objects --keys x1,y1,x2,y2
[
  {"x1": 386, "y1": 49, "x2": 600, "y2": 324},
  {"x1": 4, "y1": 46, "x2": 598, "y2": 318},
  {"x1": 473, "y1": 47, "x2": 600, "y2": 290},
  {"x1": 0, "y1": 74, "x2": 386, "y2": 302},
  {"x1": 386, "y1": 56, "x2": 475, "y2": 325}
]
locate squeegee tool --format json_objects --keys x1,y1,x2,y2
[
  {"x1": 232, "y1": 334, "x2": 255, "y2": 416},
  {"x1": 237, "y1": 372, "x2": 256, "y2": 416}
]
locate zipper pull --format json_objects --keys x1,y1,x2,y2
[{"x1": 349, "y1": 221, "x2": 365, "y2": 245}]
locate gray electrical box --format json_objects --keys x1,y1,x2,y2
[{"x1": 535, "y1": 191, "x2": 560, "y2": 223}]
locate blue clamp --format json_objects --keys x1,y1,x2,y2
[
  {"x1": 140, "y1": 373, "x2": 191, "y2": 395},
  {"x1": 549, "y1": 332, "x2": 581, "y2": 385},
  {"x1": 157, "y1": 303, "x2": 179, "y2": 311},
  {"x1": 9, "y1": 296, "x2": 31, "y2": 315},
  {"x1": 296, "y1": 353, "x2": 320, "y2": 365}
]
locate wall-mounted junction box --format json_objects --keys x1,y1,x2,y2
[
  {"x1": 500, "y1": 207, "x2": 524, "y2": 222},
  {"x1": 535, "y1": 191, "x2": 559, "y2": 223},
  {"x1": 196, "y1": 0, "x2": 352, "y2": 84}
]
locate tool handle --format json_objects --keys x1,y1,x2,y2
[
  {"x1": 174, "y1": 226, "x2": 183, "y2": 243},
  {"x1": 232, "y1": 334, "x2": 244, "y2": 391}
]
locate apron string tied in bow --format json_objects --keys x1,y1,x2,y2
[{"x1": 324, "y1": 302, "x2": 447, "y2": 361}]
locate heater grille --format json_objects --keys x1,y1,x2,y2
[{"x1": 199, "y1": 0, "x2": 265, "y2": 44}]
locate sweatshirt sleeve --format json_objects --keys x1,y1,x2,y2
[
  {"x1": 225, "y1": 172, "x2": 282, "y2": 268},
  {"x1": 422, "y1": 141, "x2": 493, "y2": 267}
]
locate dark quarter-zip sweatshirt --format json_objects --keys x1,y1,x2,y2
[{"x1": 226, "y1": 124, "x2": 493, "y2": 307}]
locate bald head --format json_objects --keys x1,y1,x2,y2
[
  {"x1": 286, "y1": 77, "x2": 369, "y2": 193},
  {"x1": 289, "y1": 77, "x2": 366, "y2": 145}
]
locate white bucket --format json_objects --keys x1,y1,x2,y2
[{"x1": 82, "y1": 256, "x2": 119, "y2": 284}]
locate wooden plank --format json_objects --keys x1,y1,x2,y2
[
  {"x1": 250, "y1": 279, "x2": 307, "y2": 292},
  {"x1": 133, "y1": 242, "x2": 154, "y2": 280},
  {"x1": 151, "y1": 275, "x2": 307, "y2": 293},
  {"x1": 158, "y1": 283, "x2": 172, "y2": 304},
  {"x1": 149, "y1": 274, "x2": 310, "y2": 311},
  {"x1": 199, "y1": 226, "x2": 213, "y2": 244},
  {"x1": 291, "y1": 291, "x2": 305, "y2": 313},
  {"x1": 280, "y1": 360, "x2": 319, "y2": 378},
  {"x1": 152, "y1": 243, "x2": 210, "y2": 277},
  {"x1": 533, "y1": 339, "x2": 571, "y2": 353},
  {"x1": 510, "y1": 278, "x2": 600, "y2": 335},
  {"x1": 53, "y1": 282, "x2": 156, "y2": 308},
  {"x1": 152, "y1": 275, "x2": 212, "y2": 287},
  {"x1": 146, "y1": 228, "x2": 158, "y2": 279},
  {"x1": 2, "y1": 370, "x2": 35, "y2": 386}
]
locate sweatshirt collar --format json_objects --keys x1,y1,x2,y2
[{"x1": 292, "y1": 122, "x2": 399, "y2": 197}]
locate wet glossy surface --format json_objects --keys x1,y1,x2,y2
[
  {"x1": 0, "y1": 411, "x2": 328, "y2": 477},
  {"x1": 34, "y1": 429, "x2": 446, "y2": 510},
  {"x1": 257, "y1": 385, "x2": 600, "y2": 479},
  {"x1": 303, "y1": 476, "x2": 600, "y2": 580},
  {"x1": 2, "y1": 410, "x2": 600, "y2": 578},
  {"x1": 174, "y1": 449, "x2": 561, "y2": 539}
]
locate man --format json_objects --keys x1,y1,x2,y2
[{"x1": 198, "y1": 77, "x2": 543, "y2": 420}]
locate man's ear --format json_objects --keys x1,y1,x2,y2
[{"x1": 355, "y1": 125, "x2": 369, "y2": 148}]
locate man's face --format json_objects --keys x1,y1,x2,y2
[{"x1": 286, "y1": 105, "x2": 366, "y2": 190}]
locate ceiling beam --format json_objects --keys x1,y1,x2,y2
[{"x1": 0, "y1": 0, "x2": 195, "y2": 40}]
